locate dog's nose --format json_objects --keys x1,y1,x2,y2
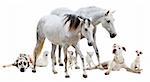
[
  {"x1": 20, "y1": 68, "x2": 25, "y2": 72},
  {"x1": 110, "y1": 33, "x2": 117, "y2": 38},
  {"x1": 88, "y1": 42, "x2": 93, "y2": 46},
  {"x1": 113, "y1": 49, "x2": 116, "y2": 54}
]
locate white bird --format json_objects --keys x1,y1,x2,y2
[{"x1": 36, "y1": 51, "x2": 49, "y2": 67}]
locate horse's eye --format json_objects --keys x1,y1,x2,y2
[
  {"x1": 85, "y1": 28, "x2": 88, "y2": 31},
  {"x1": 107, "y1": 20, "x2": 110, "y2": 23}
]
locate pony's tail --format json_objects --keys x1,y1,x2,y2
[{"x1": 36, "y1": 19, "x2": 45, "y2": 42}]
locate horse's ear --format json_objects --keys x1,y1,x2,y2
[
  {"x1": 105, "y1": 10, "x2": 110, "y2": 16},
  {"x1": 78, "y1": 16, "x2": 83, "y2": 22}
]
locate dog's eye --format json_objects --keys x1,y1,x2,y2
[
  {"x1": 19, "y1": 62, "x2": 22, "y2": 65},
  {"x1": 24, "y1": 62, "x2": 26, "y2": 65},
  {"x1": 85, "y1": 28, "x2": 88, "y2": 31},
  {"x1": 119, "y1": 48, "x2": 121, "y2": 49}
]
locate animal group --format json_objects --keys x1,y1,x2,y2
[{"x1": 2, "y1": 6, "x2": 143, "y2": 78}]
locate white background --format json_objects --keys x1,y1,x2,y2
[{"x1": 0, "y1": 0, "x2": 149, "y2": 82}]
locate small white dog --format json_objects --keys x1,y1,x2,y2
[
  {"x1": 130, "y1": 50, "x2": 143, "y2": 73},
  {"x1": 67, "y1": 51, "x2": 76, "y2": 69},
  {"x1": 86, "y1": 51, "x2": 95, "y2": 68},
  {"x1": 36, "y1": 51, "x2": 49, "y2": 67},
  {"x1": 104, "y1": 44, "x2": 130, "y2": 75}
]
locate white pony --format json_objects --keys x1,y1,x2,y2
[
  {"x1": 32, "y1": 14, "x2": 95, "y2": 78},
  {"x1": 51, "y1": 6, "x2": 117, "y2": 68}
]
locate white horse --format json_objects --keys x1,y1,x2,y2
[
  {"x1": 51, "y1": 6, "x2": 117, "y2": 68},
  {"x1": 32, "y1": 14, "x2": 95, "y2": 78}
]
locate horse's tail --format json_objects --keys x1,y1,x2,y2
[{"x1": 36, "y1": 19, "x2": 46, "y2": 42}]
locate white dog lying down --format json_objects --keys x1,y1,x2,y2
[
  {"x1": 2, "y1": 53, "x2": 33, "y2": 72},
  {"x1": 36, "y1": 51, "x2": 49, "y2": 67},
  {"x1": 86, "y1": 51, "x2": 95, "y2": 68},
  {"x1": 104, "y1": 44, "x2": 130, "y2": 75},
  {"x1": 67, "y1": 51, "x2": 76, "y2": 69},
  {"x1": 130, "y1": 50, "x2": 143, "y2": 73}
]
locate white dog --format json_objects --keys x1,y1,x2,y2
[
  {"x1": 36, "y1": 51, "x2": 49, "y2": 67},
  {"x1": 104, "y1": 44, "x2": 130, "y2": 75},
  {"x1": 130, "y1": 50, "x2": 143, "y2": 73},
  {"x1": 86, "y1": 51, "x2": 95, "y2": 68},
  {"x1": 67, "y1": 51, "x2": 76, "y2": 69}
]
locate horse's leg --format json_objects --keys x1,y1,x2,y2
[
  {"x1": 63, "y1": 45, "x2": 70, "y2": 78},
  {"x1": 92, "y1": 26, "x2": 102, "y2": 69},
  {"x1": 51, "y1": 43, "x2": 57, "y2": 74},
  {"x1": 73, "y1": 44, "x2": 80, "y2": 69},
  {"x1": 32, "y1": 37, "x2": 45, "y2": 73},
  {"x1": 58, "y1": 45, "x2": 63, "y2": 66},
  {"x1": 73, "y1": 45, "x2": 87, "y2": 78}
]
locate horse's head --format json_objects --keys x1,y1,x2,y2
[
  {"x1": 100, "y1": 10, "x2": 117, "y2": 38},
  {"x1": 64, "y1": 14, "x2": 95, "y2": 46},
  {"x1": 79, "y1": 16, "x2": 95, "y2": 46}
]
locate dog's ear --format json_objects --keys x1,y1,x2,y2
[
  {"x1": 122, "y1": 47, "x2": 126, "y2": 51},
  {"x1": 12, "y1": 59, "x2": 18, "y2": 67}
]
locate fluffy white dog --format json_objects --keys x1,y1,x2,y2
[{"x1": 36, "y1": 51, "x2": 49, "y2": 67}]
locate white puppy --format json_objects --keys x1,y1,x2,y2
[
  {"x1": 36, "y1": 51, "x2": 49, "y2": 67},
  {"x1": 86, "y1": 51, "x2": 95, "y2": 68},
  {"x1": 130, "y1": 50, "x2": 143, "y2": 73},
  {"x1": 67, "y1": 51, "x2": 76, "y2": 69},
  {"x1": 105, "y1": 44, "x2": 130, "y2": 75}
]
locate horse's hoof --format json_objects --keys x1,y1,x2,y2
[
  {"x1": 65, "y1": 75, "x2": 70, "y2": 78},
  {"x1": 105, "y1": 72, "x2": 109, "y2": 75},
  {"x1": 75, "y1": 66, "x2": 80, "y2": 69},
  {"x1": 32, "y1": 69, "x2": 36, "y2": 73},
  {"x1": 83, "y1": 74, "x2": 87, "y2": 78},
  {"x1": 54, "y1": 62, "x2": 57, "y2": 65},
  {"x1": 59, "y1": 63, "x2": 63, "y2": 66}
]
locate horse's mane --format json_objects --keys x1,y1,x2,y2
[
  {"x1": 64, "y1": 14, "x2": 82, "y2": 31},
  {"x1": 64, "y1": 14, "x2": 91, "y2": 31}
]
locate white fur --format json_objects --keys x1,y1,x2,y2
[
  {"x1": 50, "y1": 6, "x2": 117, "y2": 67},
  {"x1": 67, "y1": 51, "x2": 76, "y2": 69},
  {"x1": 34, "y1": 14, "x2": 95, "y2": 77},
  {"x1": 105, "y1": 44, "x2": 129, "y2": 75},
  {"x1": 86, "y1": 51, "x2": 95, "y2": 68},
  {"x1": 130, "y1": 50, "x2": 143, "y2": 72},
  {"x1": 36, "y1": 51, "x2": 49, "y2": 67}
]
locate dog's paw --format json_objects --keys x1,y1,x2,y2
[
  {"x1": 75, "y1": 66, "x2": 80, "y2": 69},
  {"x1": 2, "y1": 66, "x2": 6, "y2": 68},
  {"x1": 53, "y1": 70, "x2": 58, "y2": 74},
  {"x1": 105, "y1": 72, "x2": 110, "y2": 75},
  {"x1": 83, "y1": 74, "x2": 88, "y2": 78}
]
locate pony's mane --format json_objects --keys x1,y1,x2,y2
[
  {"x1": 64, "y1": 14, "x2": 92, "y2": 31},
  {"x1": 64, "y1": 14, "x2": 81, "y2": 31}
]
